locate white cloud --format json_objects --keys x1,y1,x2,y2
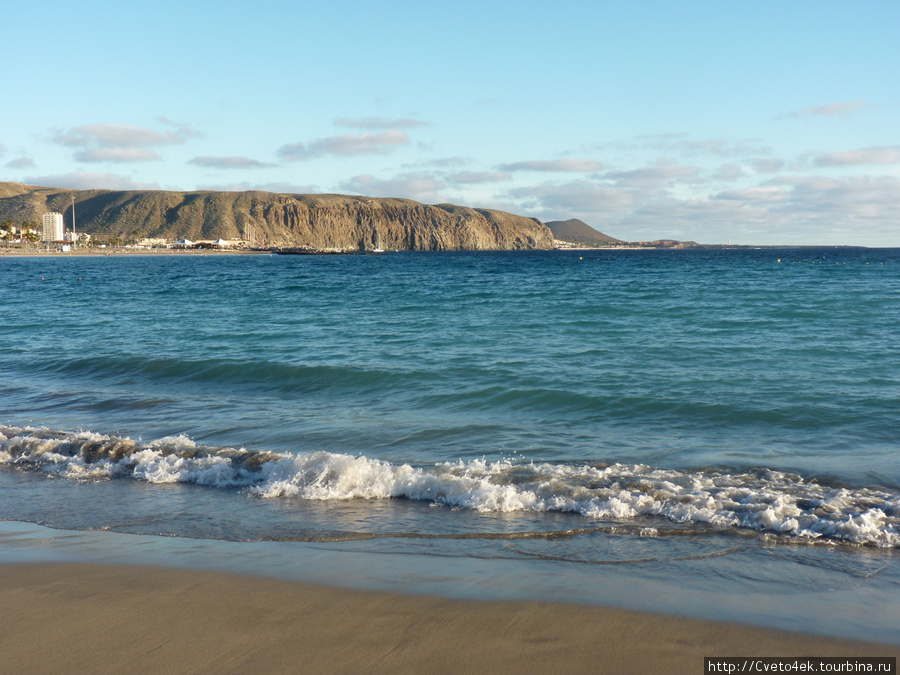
[
  {"x1": 53, "y1": 123, "x2": 195, "y2": 148},
  {"x1": 278, "y1": 130, "x2": 410, "y2": 160},
  {"x1": 195, "y1": 181, "x2": 318, "y2": 193},
  {"x1": 505, "y1": 180, "x2": 639, "y2": 214},
  {"x1": 784, "y1": 100, "x2": 867, "y2": 118},
  {"x1": 188, "y1": 156, "x2": 276, "y2": 169},
  {"x1": 602, "y1": 163, "x2": 700, "y2": 188},
  {"x1": 403, "y1": 156, "x2": 470, "y2": 169},
  {"x1": 23, "y1": 171, "x2": 161, "y2": 190},
  {"x1": 5, "y1": 156, "x2": 35, "y2": 169},
  {"x1": 339, "y1": 173, "x2": 446, "y2": 203},
  {"x1": 75, "y1": 148, "x2": 162, "y2": 163},
  {"x1": 603, "y1": 135, "x2": 772, "y2": 158},
  {"x1": 714, "y1": 186, "x2": 787, "y2": 201},
  {"x1": 771, "y1": 174, "x2": 900, "y2": 206},
  {"x1": 155, "y1": 117, "x2": 203, "y2": 139},
  {"x1": 51, "y1": 121, "x2": 200, "y2": 164},
  {"x1": 334, "y1": 116, "x2": 428, "y2": 129},
  {"x1": 814, "y1": 146, "x2": 900, "y2": 167},
  {"x1": 447, "y1": 171, "x2": 511, "y2": 184},
  {"x1": 749, "y1": 175, "x2": 900, "y2": 243},
  {"x1": 750, "y1": 158, "x2": 785, "y2": 174},
  {"x1": 713, "y1": 163, "x2": 747, "y2": 181},
  {"x1": 500, "y1": 171, "x2": 900, "y2": 246},
  {"x1": 498, "y1": 158, "x2": 603, "y2": 173}
]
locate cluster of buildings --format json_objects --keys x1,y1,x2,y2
[
  {"x1": 0, "y1": 212, "x2": 254, "y2": 251},
  {"x1": 0, "y1": 213, "x2": 80, "y2": 245}
]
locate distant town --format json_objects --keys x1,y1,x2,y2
[
  {"x1": 2, "y1": 211, "x2": 786, "y2": 255},
  {"x1": 1, "y1": 211, "x2": 700, "y2": 254},
  {"x1": 0, "y1": 212, "x2": 259, "y2": 252}
]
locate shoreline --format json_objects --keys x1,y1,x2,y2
[
  {"x1": 2, "y1": 519, "x2": 898, "y2": 648},
  {"x1": 0, "y1": 247, "x2": 269, "y2": 256},
  {"x1": 1, "y1": 562, "x2": 896, "y2": 674},
  {"x1": 2, "y1": 244, "x2": 895, "y2": 257}
]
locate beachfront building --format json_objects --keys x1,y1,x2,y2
[
  {"x1": 66, "y1": 231, "x2": 91, "y2": 245},
  {"x1": 42, "y1": 213, "x2": 65, "y2": 242}
]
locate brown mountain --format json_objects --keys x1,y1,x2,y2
[
  {"x1": 0, "y1": 183, "x2": 553, "y2": 251},
  {"x1": 545, "y1": 219, "x2": 621, "y2": 245}
]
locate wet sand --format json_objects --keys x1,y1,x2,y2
[{"x1": 0, "y1": 563, "x2": 895, "y2": 674}]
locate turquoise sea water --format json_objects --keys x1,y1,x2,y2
[{"x1": 2, "y1": 248, "x2": 899, "y2": 641}]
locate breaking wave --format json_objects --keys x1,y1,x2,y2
[{"x1": 1, "y1": 425, "x2": 898, "y2": 548}]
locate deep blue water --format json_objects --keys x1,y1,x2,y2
[{"x1": 2, "y1": 248, "x2": 900, "y2": 640}]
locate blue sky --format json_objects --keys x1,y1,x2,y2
[{"x1": 3, "y1": 1, "x2": 898, "y2": 245}]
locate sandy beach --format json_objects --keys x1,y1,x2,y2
[{"x1": 0, "y1": 563, "x2": 895, "y2": 674}]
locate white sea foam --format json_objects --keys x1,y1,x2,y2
[{"x1": 1, "y1": 426, "x2": 898, "y2": 547}]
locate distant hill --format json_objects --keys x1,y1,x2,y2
[
  {"x1": 545, "y1": 219, "x2": 621, "y2": 244},
  {"x1": 0, "y1": 183, "x2": 553, "y2": 251}
]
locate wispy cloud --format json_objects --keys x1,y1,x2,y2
[
  {"x1": 602, "y1": 163, "x2": 700, "y2": 188},
  {"x1": 402, "y1": 156, "x2": 470, "y2": 169},
  {"x1": 497, "y1": 159, "x2": 603, "y2": 173},
  {"x1": 783, "y1": 100, "x2": 867, "y2": 119},
  {"x1": 814, "y1": 146, "x2": 900, "y2": 167},
  {"x1": 278, "y1": 130, "x2": 410, "y2": 160},
  {"x1": 53, "y1": 123, "x2": 196, "y2": 148},
  {"x1": 5, "y1": 156, "x2": 35, "y2": 169},
  {"x1": 713, "y1": 163, "x2": 747, "y2": 181},
  {"x1": 601, "y1": 135, "x2": 771, "y2": 158},
  {"x1": 188, "y1": 156, "x2": 277, "y2": 169},
  {"x1": 713, "y1": 186, "x2": 787, "y2": 201},
  {"x1": 750, "y1": 158, "x2": 786, "y2": 174},
  {"x1": 334, "y1": 116, "x2": 428, "y2": 129},
  {"x1": 505, "y1": 179, "x2": 639, "y2": 214},
  {"x1": 195, "y1": 181, "x2": 318, "y2": 193},
  {"x1": 51, "y1": 121, "x2": 200, "y2": 164},
  {"x1": 156, "y1": 117, "x2": 202, "y2": 139},
  {"x1": 501, "y1": 172, "x2": 900, "y2": 245},
  {"x1": 75, "y1": 148, "x2": 162, "y2": 162},
  {"x1": 22, "y1": 171, "x2": 161, "y2": 190},
  {"x1": 447, "y1": 171, "x2": 511, "y2": 185},
  {"x1": 339, "y1": 172, "x2": 446, "y2": 203}
]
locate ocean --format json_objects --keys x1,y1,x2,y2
[{"x1": 2, "y1": 248, "x2": 899, "y2": 643}]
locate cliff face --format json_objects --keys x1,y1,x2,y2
[{"x1": 0, "y1": 183, "x2": 553, "y2": 251}]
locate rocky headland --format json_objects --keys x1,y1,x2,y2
[
  {"x1": 0, "y1": 183, "x2": 553, "y2": 251},
  {"x1": 545, "y1": 218, "x2": 622, "y2": 245}
]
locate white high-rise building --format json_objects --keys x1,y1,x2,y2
[{"x1": 42, "y1": 212, "x2": 64, "y2": 242}]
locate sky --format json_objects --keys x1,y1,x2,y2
[{"x1": 3, "y1": 1, "x2": 899, "y2": 245}]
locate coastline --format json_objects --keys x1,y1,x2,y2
[
  {"x1": 3, "y1": 244, "x2": 892, "y2": 257},
  {"x1": 2, "y1": 562, "x2": 895, "y2": 675},
  {"x1": 0, "y1": 247, "x2": 269, "y2": 256}
]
